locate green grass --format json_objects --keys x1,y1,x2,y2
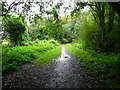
[
  {"x1": 66, "y1": 43, "x2": 120, "y2": 88},
  {"x1": 34, "y1": 47, "x2": 61, "y2": 66},
  {"x1": 2, "y1": 40, "x2": 61, "y2": 75}
]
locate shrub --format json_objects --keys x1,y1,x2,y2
[
  {"x1": 48, "y1": 39, "x2": 59, "y2": 46},
  {"x1": 2, "y1": 41, "x2": 60, "y2": 74}
]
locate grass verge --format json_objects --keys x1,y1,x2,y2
[
  {"x1": 2, "y1": 40, "x2": 61, "y2": 75},
  {"x1": 34, "y1": 47, "x2": 61, "y2": 66},
  {"x1": 65, "y1": 43, "x2": 120, "y2": 88}
]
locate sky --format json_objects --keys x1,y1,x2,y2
[
  {"x1": 3, "y1": 0, "x2": 90, "y2": 25},
  {"x1": 5, "y1": 0, "x2": 90, "y2": 16}
]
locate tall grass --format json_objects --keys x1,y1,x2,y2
[{"x1": 66, "y1": 43, "x2": 120, "y2": 88}]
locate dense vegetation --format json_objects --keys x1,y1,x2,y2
[
  {"x1": 1, "y1": 0, "x2": 120, "y2": 88},
  {"x1": 2, "y1": 40, "x2": 61, "y2": 74}
]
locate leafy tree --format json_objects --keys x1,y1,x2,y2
[
  {"x1": 73, "y1": 2, "x2": 120, "y2": 52},
  {"x1": 88, "y1": 2, "x2": 120, "y2": 52},
  {"x1": 2, "y1": 14, "x2": 26, "y2": 46}
]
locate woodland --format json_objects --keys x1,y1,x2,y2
[{"x1": 1, "y1": 0, "x2": 120, "y2": 88}]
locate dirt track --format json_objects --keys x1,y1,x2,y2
[{"x1": 2, "y1": 44, "x2": 98, "y2": 88}]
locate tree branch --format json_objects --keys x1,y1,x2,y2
[
  {"x1": 91, "y1": 11, "x2": 99, "y2": 25},
  {"x1": 1, "y1": 0, "x2": 21, "y2": 16},
  {"x1": 89, "y1": 5, "x2": 98, "y2": 13}
]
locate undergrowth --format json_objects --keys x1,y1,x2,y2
[
  {"x1": 66, "y1": 43, "x2": 120, "y2": 88},
  {"x1": 2, "y1": 40, "x2": 61, "y2": 75}
]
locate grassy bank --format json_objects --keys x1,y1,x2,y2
[
  {"x1": 34, "y1": 47, "x2": 61, "y2": 66},
  {"x1": 66, "y1": 43, "x2": 120, "y2": 88},
  {"x1": 2, "y1": 40, "x2": 61, "y2": 75}
]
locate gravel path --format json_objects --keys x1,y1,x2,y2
[{"x1": 2, "y1": 44, "x2": 98, "y2": 88}]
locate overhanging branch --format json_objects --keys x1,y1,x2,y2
[{"x1": 1, "y1": 0, "x2": 21, "y2": 16}]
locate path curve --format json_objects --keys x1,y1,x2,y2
[{"x1": 2, "y1": 44, "x2": 98, "y2": 88}]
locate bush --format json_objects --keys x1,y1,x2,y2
[
  {"x1": 2, "y1": 41, "x2": 60, "y2": 74},
  {"x1": 48, "y1": 39, "x2": 59, "y2": 46}
]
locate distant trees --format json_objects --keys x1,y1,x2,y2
[
  {"x1": 62, "y1": 14, "x2": 82, "y2": 42},
  {"x1": 1, "y1": 0, "x2": 120, "y2": 52},
  {"x1": 28, "y1": 15, "x2": 64, "y2": 42},
  {"x1": 1, "y1": 0, "x2": 65, "y2": 44}
]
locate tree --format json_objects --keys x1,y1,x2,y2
[
  {"x1": 3, "y1": 14, "x2": 26, "y2": 46},
  {"x1": 88, "y1": 2, "x2": 119, "y2": 52},
  {"x1": 78, "y1": 2, "x2": 119, "y2": 51}
]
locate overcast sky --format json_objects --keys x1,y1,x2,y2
[
  {"x1": 5, "y1": 0, "x2": 90, "y2": 16},
  {"x1": 3, "y1": 0, "x2": 90, "y2": 25}
]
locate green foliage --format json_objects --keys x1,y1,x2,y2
[
  {"x1": 29, "y1": 17, "x2": 64, "y2": 42},
  {"x1": 66, "y1": 43, "x2": 120, "y2": 88},
  {"x1": 2, "y1": 41, "x2": 60, "y2": 75},
  {"x1": 34, "y1": 47, "x2": 61, "y2": 66},
  {"x1": 76, "y1": 6, "x2": 120, "y2": 53},
  {"x1": 88, "y1": 2, "x2": 120, "y2": 52},
  {"x1": 106, "y1": 14, "x2": 120, "y2": 52},
  {"x1": 62, "y1": 14, "x2": 81, "y2": 43},
  {"x1": 61, "y1": 38, "x2": 69, "y2": 43},
  {"x1": 48, "y1": 39, "x2": 60, "y2": 46},
  {"x1": 43, "y1": 20, "x2": 63, "y2": 40},
  {"x1": 2, "y1": 14, "x2": 29, "y2": 46},
  {"x1": 79, "y1": 15, "x2": 101, "y2": 51},
  {"x1": 21, "y1": 27, "x2": 31, "y2": 46},
  {"x1": 1, "y1": 1, "x2": 120, "y2": 88}
]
